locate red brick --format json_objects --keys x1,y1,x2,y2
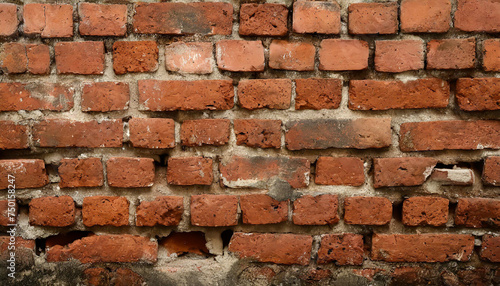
[
  {"x1": 216, "y1": 40, "x2": 265, "y2": 72},
  {"x1": 427, "y1": 38, "x2": 476, "y2": 70},
  {"x1": 293, "y1": 1, "x2": 340, "y2": 34},
  {"x1": 0, "y1": 160, "x2": 48, "y2": 189},
  {"x1": 0, "y1": 4, "x2": 19, "y2": 37},
  {"x1": 238, "y1": 79, "x2": 292, "y2": 110},
  {"x1": 456, "y1": 78, "x2": 500, "y2": 111},
  {"x1": 47, "y1": 234, "x2": 157, "y2": 263},
  {"x1": 129, "y1": 118, "x2": 175, "y2": 149},
  {"x1": 344, "y1": 196, "x2": 392, "y2": 225},
  {"x1": 239, "y1": 4, "x2": 288, "y2": 36},
  {"x1": 78, "y1": 3, "x2": 127, "y2": 36},
  {"x1": 430, "y1": 168, "x2": 474, "y2": 185},
  {"x1": 293, "y1": 194, "x2": 339, "y2": 225},
  {"x1": 160, "y1": 232, "x2": 209, "y2": 256},
  {"x1": 455, "y1": 198, "x2": 500, "y2": 228},
  {"x1": 399, "y1": 120, "x2": 500, "y2": 151},
  {"x1": 402, "y1": 197, "x2": 449, "y2": 226},
  {"x1": 481, "y1": 235, "x2": 500, "y2": 262},
  {"x1": 138, "y1": 79, "x2": 234, "y2": 111},
  {"x1": 295, "y1": 78, "x2": 342, "y2": 110},
  {"x1": 455, "y1": 0, "x2": 500, "y2": 32},
  {"x1": 29, "y1": 196, "x2": 75, "y2": 227},
  {"x1": 83, "y1": 268, "x2": 109, "y2": 286},
  {"x1": 371, "y1": 234, "x2": 474, "y2": 262},
  {"x1": 317, "y1": 234, "x2": 363, "y2": 265},
  {"x1": 180, "y1": 119, "x2": 230, "y2": 147},
  {"x1": 55, "y1": 42, "x2": 105, "y2": 75},
  {"x1": 285, "y1": 118, "x2": 392, "y2": 150},
  {"x1": 0, "y1": 236, "x2": 35, "y2": 267},
  {"x1": 240, "y1": 194, "x2": 288, "y2": 225},
  {"x1": 82, "y1": 196, "x2": 129, "y2": 227},
  {"x1": 136, "y1": 196, "x2": 184, "y2": 227},
  {"x1": 167, "y1": 157, "x2": 213, "y2": 186},
  {"x1": 219, "y1": 156, "x2": 310, "y2": 189},
  {"x1": 401, "y1": 0, "x2": 451, "y2": 33},
  {"x1": 165, "y1": 42, "x2": 213, "y2": 74},
  {"x1": 0, "y1": 43, "x2": 26, "y2": 73},
  {"x1": 23, "y1": 4, "x2": 73, "y2": 38},
  {"x1": 375, "y1": 40, "x2": 424, "y2": 72},
  {"x1": 26, "y1": 44, "x2": 50, "y2": 75},
  {"x1": 315, "y1": 157, "x2": 364, "y2": 186},
  {"x1": 373, "y1": 157, "x2": 438, "y2": 188},
  {"x1": 234, "y1": 119, "x2": 281, "y2": 149},
  {"x1": 81, "y1": 82, "x2": 129, "y2": 112},
  {"x1": 319, "y1": 39, "x2": 369, "y2": 71},
  {"x1": 32, "y1": 119, "x2": 123, "y2": 148},
  {"x1": 190, "y1": 195, "x2": 238, "y2": 227},
  {"x1": 391, "y1": 267, "x2": 429, "y2": 286},
  {"x1": 133, "y1": 2, "x2": 232, "y2": 35},
  {"x1": 0, "y1": 200, "x2": 17, "y2": 226},
  {"x1": 483, "y1": 39, "x2": 500, "y2": 71},
  {"x1": 229, "y1": 233, "x2": 313, "y2": 265},
  {"x1": 58, "y1": 158, "x2": 104, "y2": 188},
  {"x1": 113, "y1": 41, "x2": 158, "y2": 74},
  {"x1": 484, "y1": 157, "x2": 500, "y2": 186},
  {"x1": 269, "y1": 41, "x2": 315, "y2": 71},
  {"x1": 106, "y1": 157, "x2": 155, "y2": 188},
  {"x1": 0, "y1": 121, "x2": 28, "y2": 150},
  {"x1": 348, "y1": 3, "x2": 398, "y2": 35},
  {"x1": 114, "y1": 268, "x2": 144, "y2": 286},
  {"x1": 349, "y1": 79, "x2": 450, "y2": 110},
  {"x1": 0, "y1": 82, "x2": 73, "y2": 112}
]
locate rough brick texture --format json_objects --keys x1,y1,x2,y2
[
  {"x1": 58, "y1": 158, "x2": 104, "y2": 188},
  {"x1": 190, "y1": 195, "x2": 238, "y2": 227},
  {"x1": 295, "y1": 78, "x2": 342, "y2": 110},
  {"x1": 344, "y1": 197, "x2": 393, "y2": 225},
  {"x1": 269, "y1": 41, "x2": 315, "y2": 71},
  {"x1": 165, "y1": 42, "x2": 213, "y2": 74},
  {"x1": 81, "y1": 82, "x2": 129, "y2": 112},
  {"x1": 293, "y1": 1, "x2": 340, "y2": 34},
  {"x1": 167, "y1": 157, "x2": 213, "y2": 186},
  {"x1": 373, "y1": 157, "x2": 438, "y2": 188},
  {"x1": 293, "y1": 194, "x2": 339, "y2": 225},
  {"x1": 78, "y1": 3, "x2": 127, "y2": 36},
  {"x1": 29, "y1": 196, "x2": 75, "y2": 227},
  {"x1": 375, "y1": 40, "x2": 424, "y2": 72},
  {"x1": 106, "y1": 157, "x2": 155, "y2": 188},
  {"x1": 0, "y1": 82, "x2": 74, "y2": 112},
  {"x1": 240, "y1": 194, "x2": 288, "y2": 225},
  {"x1": 0, "y1": 121, "x2": 28, "y2": 150},
  {"x1": 216, "y1": 40, "x2": 265, "y2": 72},
  {"x1": 234, "y1": 119, "x2": 281, "y2": 149},
  {"x1": 427, "y1": 38, "x2": 476, "y2": 70},
  {"x1": 483, "y1": 157, "x2": 500, "y2": 186},
  {"x1": 55, "y1": 42, "x2": 105, "y2": 75},
  {"x1": 402, "y1": 197, "x2": 449, "y2": 226},
  {"x1": 456, "y1": 78, "x2": 500, "y2": 111},
  {"x1": 239, "y1": 4, "x2": 288, "y2": 36},
  {"x1": 23, "y1": 4, "x2": 73, "y2": 38},
  {"x1": 82, "y1": 196, "x2": 129, "y2": 227},
  {"x1": 319, "y1": 39, "x2": 369, "y2": 71},
  {"x1": 136, "y1": 196, "x2": 184, "y2": 227},
  {"x1": 315, "y1": 157, "x2": 364, "y2": 186},
  {"x1": 400, "y1": 0, "x2": 451, "y2": 33},
  {"x1": 455, "y1": 0, "x2": 500, "y2": 32},
  {"x1": 0, "y1": 4, "x2": 19, "y2": 37},
  {"x1": 181, "y1": 119, "x2": 230, "y2": 147},
  {"x1": 348, "y1": 3, "x2": 398, "y2": 35},
  {"x1": 238, "y1": 79, "x2": 292, "y2": 110},
  {"x1": 481, "y1": 235, "x2": 500, "y2": 262},
  {"x1": 455, "y1": 198, "x2": 500, "y2": 228},
  {"x1": 483, "y1": 39, "x2": 500, "y2": 71},
  {"x1": 0, "y1": 160, "x2": 48, "y2": 189},
  {"x1": 113, "y1": 41, "x2": 159, "y2": 74},
  {"x1": 318, "y1": 234, "x2": 364, "y2": 265},
  {"x1": 129, "y1": 118, "x2": 175, "y2": 149}
]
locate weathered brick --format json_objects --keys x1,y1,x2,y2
[
  {"x1": 81, "y1": 82, "x2": 129, "y2": 112},
  {"x1": 55, "y1": 42, "x2": 105, "y2": 75},
  {"x1": 391, "y1": 267, "x2": 430, "y2": 286},
  {"x1": 83, "y1": 268, "x2": 109, "y2": 285},
  {"x1": 216, "y1": 40, "x2": 265, "y2": 72},
  {"x1": 129, "y1": 118, "x2": 175, "y2": 149},
  {"x1": 0, "y1": 43, "x2": 26, "y2": 73},
  {"x1": 0, "y1": 121, "x2": 28, "y2": 150},
  {"x1": 371, "y1": 234, "x2": 474, "y2": 262},
  {"x1": 138, "y1": 80, "x2": 234, "y2": 111},
  {"x1": 32, "y1": 119, "x2": 123, "y2": 148},
  {"x1": 315, "y1": 157, "x2": 364, "y2": 186},
  {"x1": 319, "y1": 39, "x2": 369, "y2": 71},
  {"x1": 285, "y1": 118, "x2": 392, "y2": 150},
  {"x1": 26, "y1": 44, "x2": 50, "y2": 75},
  {"x1": 484, "y1": 157, "x2": 500, "y2": 186},
  {"x1": 133, "y1": 2, "x2": 233, "y2": 35},
  {"x1": 47, "y1": 234, "x2": 157, "y2": 263},
  {"x1": 399, "y1": 120, "x2": 500, "y2": 151},
  {"x1": 401, "y1": 0, "x2": 451, "y2": 33},
  {"x1": 29, "y1": 196, "x2": 75, "y2": 227},
  {"x1": 23, "y1": 4, "x2": 73, "y2": 38},
  {"x1": 0, "y1": 160, "x2": 48, "y2": 189},
  {"x1": 113, "y1": 41, "x2": 158, "y2": 74},
  {"x1": 349, "y1": 79, "x2": 450, "y2": 110},
  {"x1": 402, "y1": 197, "x2": 449, "y2": 226},
  {"x1": 239, "y1": 4, "x2": 288, "y2": 36},
  {"x1": 455, "y1": 0, "x2": 500, "y2": 32},
  {"x1": 238, "y1": 79, "x2": 292, "y2": 110},
  {"x1": 481, "y1": 235, "x2": 500, "y2": 262},
  {"x1": 295, "y1": 78, "x2": 342, "y2": 110},
  {"x1": 0, "y1": 4, "x2": 19, "y2": 37},
  {"x1": 59, "y1": 158, "x2": 104, "y2": 188},
  {"x1": 190, "y1": 195, "x2": 238, "y2": 227},
  {"x1": 344, "y1": 196, "x2": 392, "y2": 225},
  {"x1": 317, "y1": 234, "x2": 363, "y2": 265},
  {"x1": 106, "y1": 157, "x2": 155, "y2": 188},
  {"x1": 82, "y1": 196, "x2": 129, "y2": 227},
  {"x1": 167, "y1": 157, "x2": 213, "y2": 186},
  {"x1": 455, "y1": 198, "x2": 500, "y2": 228},
  {"x1": 240, "y1": 194, "x2": 288, "y2": 225},
  {"x1": 78, "y1": 3, "x2": 127, "y2": 36},
  {"x1": 430, "y1": 168, "x2": 474, "y2": 185},
  {"x1": 293, "y1": 194, "x2": 339, "y2": 225},
  {"x1": 0, "y1": 236, "x2": 35, "y2": 268},
  {"x1": 219, "y1": 156, "x2": 310, "y2": 189},
  {"x1": 373, "y1": 157, "x2": 438, "y2": 188},
  {"x1": 293, "y1": 1, "x2": 340, "y2": 34},
  {"x1": 0, "y1": 82, "x2": 73, "y2": 112},
  {"x1": 0, "y1": 200, "x2": 17, "y2": 226},
  {"x1": 165, "y1": 42, "x2": 213, "y2": 74},
  {"x1": 160, "y1": 232, "x2": 209, "y2": 256},
  {"x1": 483, "y1": 39, "x2": 500, "y2": 71},
  {"x1": 456, "y1": 78, "x2": 500, "y2": 111},
  {"x1": 427, "y1": 38, "x2": 476, "y2": 70},
  {"x1": 269, "y1": 41, "x2": 315, "y2": 71},
  {"x1": 348, "y1": 3, "x2": 398, "y2": 34},
  {"x1": 234, "y1": 119, "x2": 281, "y2": 149},
  {"x1": 113, "y1": 268, "x2": 144, "y2": 286},
  {"x1": 136, "y1": 196, "x2": 183, "y2": 227},
  {"x1": 375, "y1": 40, "x2": 424, "y2": 72},
  {"x1": 180, "y1": 119, "x2": 230, "y2": 147},
  {"x1": 229, "y1": 233, "x2": 313, "y2": 265}
]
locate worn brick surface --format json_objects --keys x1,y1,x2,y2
[
  {"x1": 29, "y1": 196, "x2": 75, "y2": 227},
  {"x1": 58, "y1": 158, "x2": 104, "y2": 188},
  {"x1": 344, "y1": 197, "x2": 393, "y2": 225},
  {"x1": 238, "y1": 79, "x2": 292, "y2": 110},
  {"x1": 315, "y1": 157, "x2": 365, "y2": 186},
  {"x1": 234, "y1": 119, "x2": 282, "y2": 149},
  {"x1": 181, "y1": 119, "x2": 230, "y2": 147},
  {"x1": 319, "y1": 39, "x2": 369, "y2": 71},
  {"x1": 136, "y1": 196, "x2": 184, "y2": 227},
  {"x1": 293, "y1": 194, "x2": 339, "y2": 225},
  {"x1": 240, "y1": 194, "x2": 288, "y2": 225},
  {"x1": 293, "y1": 1, "x2": 340, "y2": 34},
  {"x1": 129, "y1": 118, "x2": 175, "y2": 149},
  {"x1": 82, "y1": 196, "x2": 129, "y2": 227},
  {"x1": 107, "y1": 157, "x2": 155, "y2": 188},
  {"x1": 190, "y1": 195, "x2": 238, "y2": 227},
  {"x1": 167, "y1": 157, "x2": 213, "y2": 186},
  {"x1": 239, "y1": 4, "x2": 288, "y2": 36},
  {"x1": 81, "y1": 82, "x2": 129, "y2": 112},
  {"x1": 400, "y1": 0, "x2": 451, "y2": 33}
]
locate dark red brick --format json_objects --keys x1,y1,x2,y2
[
  {"x1": 136, "y1": 196, "x2": 183, "y2": 227},
  {"x1": 315, "y1": 157, "x2": 365, "y2": 186},
  {"x1": 293, "y1": 1, "x2": 340, "y2": 34},
  {"x1": 129, "y1": 118, "x2": 175, "y2": 149},
  {"x1": 81, "y1": 82, "x2": 129, "y2": 112},
  {"x1": 167, "y1": 157, "x2": 213, "y2": 186},
  {"x1": 0, "y1": 121, "x2": 28, "y2": 150},
  {"x1": 106, "y1": 157, "x2": 155, "y2": 188},
  {"x1": 483, "y1": 39, "x2": 500, "y2": 71},
  {"x1": 455, "y1": 198, "x2": 500, "y2": 228},
  {"x1": 0, "y1": 82, "x2": 74, "y2": 112},
  {"x1": 29, "y1": 196, "x2": 75, "y2": 227},
  {"x1": 113, "y1": 41, "x2": 158, "y2": 74},
  {"x1": 239, "y1": 4, "x2": 288, "y2": 36},
  {"x1": 295, "y1": 78, "x2": 342, "y2": 110},
  {"x1": 59, "y1": 158, "x2": 104, "y2": 188},
  {"x1": 82, "y1": 196, "x2": 129, "y2": 227},
  {"x1": 238, "y1": 79, "x2": 292, "y2": 110},
  {"x1": 401, "y1": 0, "x2": 451, "y2": 33},
  {"x1": 190, "y1": 195, "x2": 238, "y2": 227},
  {"x1": 344, "y1": 196, "x2": 392, "y2": 225},
  {"x1": 373, "y1": 157, "x2": 438, "y2": 188},
  {"x1": 317, "y1": 234, "x2": 364, "y2": 265},
  {"x1": 348, "y1": 3, "x2": 398, "y2": 34},
  {"x1": 269, "y1": 41, "x2": 315, "y2": 71},
  {"x1": 23, "y1": 4, "x2": 73, "y2": 38},
  {"x1": 481, "y1": 235, "x2": 500, "y2": 262},
  {"x1": 55, "y1": 42, "x2": 105, "y2": 75},
  {"x1": 240, "y1": 194, "x2": 288, "y2": 225},
  {"x1": 0, "y1": 159, "x2": 48, "y2": 189},
  {"x1": 456, "y1": 78, "x2": 500, "y2": 111},
  {"x1": 181, "y1": 119, "x2": 230, "y2": 146},
  {"x1": 293, "y1": 194, "x2": 339, "y2": 225},
  {"x1": 484, "y1": 156, "x2": 500, "y2": 186},
  {"x1": 78, "y1": 3, "x2": 127, "y2": 36},
  {"x1": 234, "y1": 119, "x2": 281, "y2": 149},
  {"x1": 402, "y1": 197, "x2": 449, "y2": 226},
  {"x1": 427, "y1": 38, "x2": 476, "y2": 70}
]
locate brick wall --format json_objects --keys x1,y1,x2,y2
[{"x1": 1, "y1": 0, "x2": 500, "y2": 284}]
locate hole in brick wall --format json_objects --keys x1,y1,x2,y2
[
  {"x1": 45, "y1": 231, "x2": 94, "y2": 249},
  {"x1": 221, "y1": 229, "x2": 233, "y2": 249},
  {"x1": 159, "y1": 231, "x2": 210, "y2": 256},
  {"x1": 159, "y1": 154, "x2": 169, "y2": 166},
  {"x1": 35, "y1": 238, "x2": 45, "y2": 256},
  {"x1": 121, "y1": 115, "x2": 132, "y2": 123},
  {"x1": 392, "y1": 200, "x2": 403, "y2": 223}
]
